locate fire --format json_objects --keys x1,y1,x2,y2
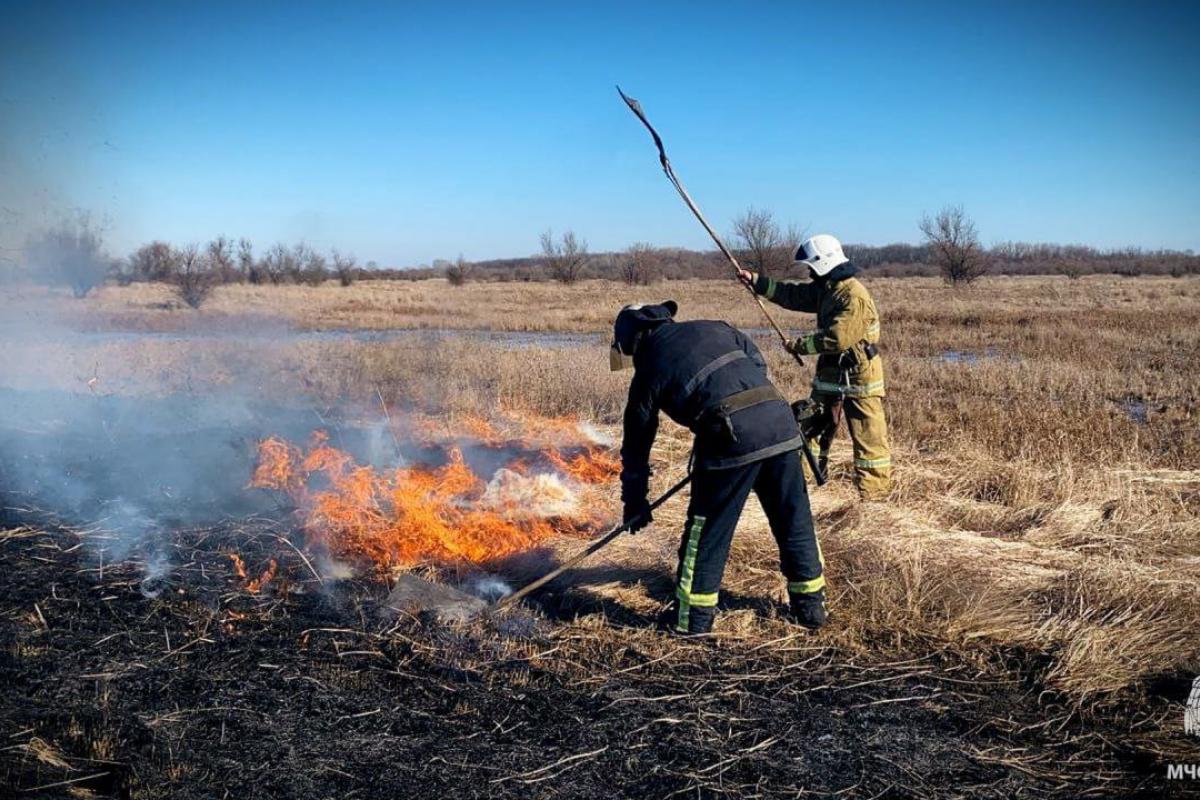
[
  {"x1": 250, "y1": 414, "x2": 619, "y2": 572},
  {"x1": 545, "y1": 448, "x2": 622, "y2": 484},
  {"x1": 249, "y1": 437, "x2": 304, "y2": 495},
  {"x1": 227, "y1": 553, "x2": 278, "y2": 593}
]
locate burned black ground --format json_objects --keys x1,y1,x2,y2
[{"x1": 0, "y1": 512, "x2": 1182, "y2": 800}]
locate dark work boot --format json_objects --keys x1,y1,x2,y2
[
  {"x1": 788, "y1": 589, "x2": 829, "y2": 630},
  {"x1": 657, "y1": 602, "x2": 716, "y2": 637}
]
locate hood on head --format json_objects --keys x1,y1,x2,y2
[
  {"x1": 610, "y1": 301, "x2": 678, "y2": 371},
  {"x1": 818, "y1": 261, "x2": 860, "y2": 284}
]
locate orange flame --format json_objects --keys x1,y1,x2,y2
[
  {"x1": 250, "y1": 416, "x2": 619, "y2": 572},
  {"x1": 247, "y1": 559, "x2": 278, "y2": 593},
  {"x1": 228, "y1": 553, "x2": 277, "y2": 593},
  {"x1": 545, "y1": 447, "x2": 621, "y2": 484}
]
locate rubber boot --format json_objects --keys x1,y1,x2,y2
[{"x1": 788, "y1": 589, "x2": 829, "y2": 630}]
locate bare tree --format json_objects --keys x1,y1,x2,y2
[
  {"x1": 732, "y1": 207, "x2": 801, "y2": 277},
  {"x1": 919, "y1": 205, "x2": 988, "y2": 285},
  {"x1": 445, "y1": 254, "x2": 473, "y2": 286},
  {"x1": 291, "y1": 243, "x2": 326, "y2": 285},
  {"x1": 129, "y1": 241, "x2": 181, "y2": 282},
  {"x1": 259, "y1": 243, "x2": 295, "y2": 284},
  {"x1": 1060, "y1": 257, "x2": 1084, "y2": 281},
  {"x1": 331, "y1": 249, "x2": 357, "y2": 287},
  {"x1": 238, "y1": 239, "x2": 264, "y2": 284},
  {"x1": 540, "y1": 229, "x2": 588, "y2": 284},
  {"x1": 25, "y1": 213, "x2": 112, "y2": 297},
  {"x1": 621, "y1": 242, "x2": 660, "y2": 285},
  {"x1": 174, "y1": 244, "x2": 216, "y2": 308},
  {"x1": 206, "y1": 236, "x2": 237, "y2": 283}
]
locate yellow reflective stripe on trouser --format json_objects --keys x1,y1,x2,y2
[
  {"x1": 812, "y1": 378, "x2": 885, "y2": 396},
  {"x1": 855, "y1": 455, "x2": 892, "y2": 469},
  {"x1": 788, "y1": 575, "x2": 826, "y2": 594},
  {"x1": 676, "y1": 515, "x2": 707, "y2": 632},
  {"x1": 677, "y1": 589, "x2": 719, "y2": 607}
]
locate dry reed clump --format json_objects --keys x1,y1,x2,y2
[{"x1": 798, "y1": 443, "x2": 1200, "y2": 707}]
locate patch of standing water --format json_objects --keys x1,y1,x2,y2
[
  {"x1": 2, "y1": 324, "x2": 600, "y2": 349},
  {"x1": 939, "y1": 349, "x2": 1004, "y2": 364},
  {"x1": 1121, "y1": 400, "x2": 1149, "y2": 424}
]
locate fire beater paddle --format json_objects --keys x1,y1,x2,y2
[
  {"x1": 617, "y1": 86, "x2": 827, "y2": 486},
  {"x1": 491, "y1": 472, "x2": 693, "y2": 612},
  {"x1": 616, "y1": 86, "x2": 802, "y2": 368}
]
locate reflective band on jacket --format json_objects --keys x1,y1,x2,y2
[
  {"x1": 676, "y1": 515, "x2": 707, "y2": 632},
  {"x1": 855, "y1": 455, "x2": 892, "y2": 469},
  {"x1": 682, "y1": 350, "x2": 748, "y2": 399},
  {"x1": 812, "y1": 378, "x2": 885, "y2": 396},
  {"x1": 788, "y1": 575, "x2": 826, "y2": 594}
]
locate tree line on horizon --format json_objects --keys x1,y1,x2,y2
[{"x1": 6, "y1": 206, "x2": 1198, "y2": 307}]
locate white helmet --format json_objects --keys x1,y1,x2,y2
[{"x1": 795, "y1": 234, "x2": 848, "y2": 277}]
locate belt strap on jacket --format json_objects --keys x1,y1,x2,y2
[
  {"x1": 828, "y1": 340, "x2": 880, "y2": 369},
  {"x1": 716, "y1": 384, "x2": 784, "y2": 415},
  {"x1": 692, "y1": 384, "x2": 785, "y2": 444}
]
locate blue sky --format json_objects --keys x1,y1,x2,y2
[{"x1": 2, "y1": 0, "x2": 1197, "y2": 265}]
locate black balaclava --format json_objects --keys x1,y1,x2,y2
[{"x1": 610, "y1": 301, "x2": 678, "y2": 370}]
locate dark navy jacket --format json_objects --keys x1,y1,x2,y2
[{"x1": 620, "y1": 320, "x2": 804, "y2": 502}]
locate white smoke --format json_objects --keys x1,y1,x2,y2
[
  {"x1": 576, "y1": 421, "x2": 614, "y2": 447},
  {"x1": 481, "y1": 469, "x2": 578, "y2": 518},
  {"x1": 463, "y1": 574, "x2": 512, "y2": 602}
]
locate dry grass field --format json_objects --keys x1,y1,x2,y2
[{"x1": 2, "y1": 274, "x2": 1199, "y2": 797}]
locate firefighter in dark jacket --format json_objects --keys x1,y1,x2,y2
[
  {"x1": 738, "y1": 234, "x2": 892, "y2": 500},
  {"x1": 611, "y1": 301, "x2": 828, "y2": 635}
]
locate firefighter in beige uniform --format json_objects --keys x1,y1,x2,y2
[{"x1": 738, "y1": 234, "x2": 892, "y2": 500}]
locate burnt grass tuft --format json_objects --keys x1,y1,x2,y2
[{"x1": 0, "y1": 518, "x2": 1176, "y2": 799}]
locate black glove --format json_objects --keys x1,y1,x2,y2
[{"x1": 623, "y1": 497, "x2": 652, "y2": 534}]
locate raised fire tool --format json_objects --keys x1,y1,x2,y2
[
  {"x1": 617, "y1": 85, "x2": 826, "y2": 485},
  {"x1": 616, "y1": 87, "x2": 801, "y2": 363}
]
